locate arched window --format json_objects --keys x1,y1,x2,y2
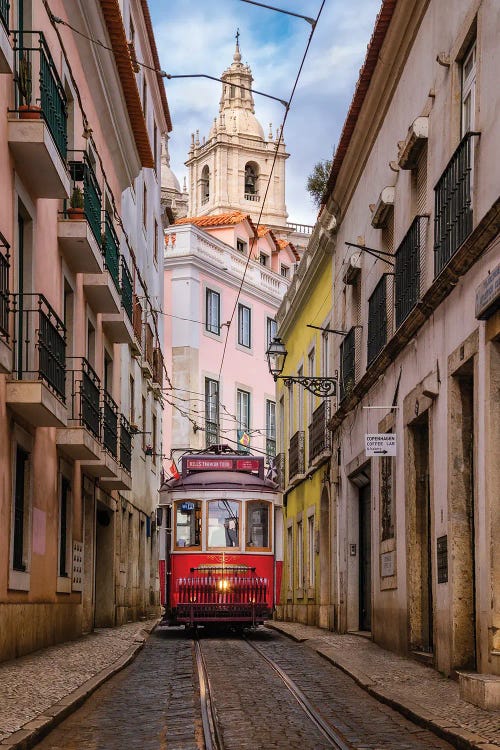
[
  {"x1": 244, "y1": 163, "x2": 258, "y2": 197},
  {"x1": 201, "y1": 165, "x2": 209, "y2": 204}
]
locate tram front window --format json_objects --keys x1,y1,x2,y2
[
  {"x1": 175, "y1": 501, "x2": 201, "y2": 548},
  {"x1": 208, "y1": 500, "x2": 240, "y2": 548},
  {"x1": 246, "y1": 500, "x2": 271, "y2": 549}
]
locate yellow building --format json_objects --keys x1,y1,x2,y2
[{"x1": 274, "y1": 214, "x2": 337, "y2": 628}]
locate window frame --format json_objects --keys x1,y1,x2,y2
[
  {"x1": 205, "y1": 377, "x2": 219, "y2": 447},
  {"x1": 205, "y1": 288, "x2": 221, "y2": 336},
  {"x1": 207, "y1": 499, "x2": 241, "y2": 550},
  {"x1": 237, "y1": 303, "x2": 251, "y2": 348},
  {"x1": 246, "y1": 500, "x2": 272, "y2": 551},
  {"x1": 236, "y1": 388, "x2": 251, "y2": 451},
  {"x1": 174, "y1": 499, "x2": 202, "y2": 550}
]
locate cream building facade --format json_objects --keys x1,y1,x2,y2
[
  {"x1": 277, "y1": 0, "x2": 500, "y2": 704},
  {"x1": 0, "y1": 0, "x2": 169, "y2": 661}
]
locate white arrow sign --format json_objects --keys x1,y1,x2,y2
[{"x1": 365, "y1": 433, "x2": 397, "y2": 457}]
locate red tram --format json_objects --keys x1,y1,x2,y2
[{"x1": 158, "y1": 447, "x2": 283, "y2": 628}]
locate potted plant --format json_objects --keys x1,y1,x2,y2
[
  {"x1": 67, "y1": 186, "x2": 85, "y2": 219},
  {"x1": 17, "y1": 53, "x2": 41, "y2": 119}
]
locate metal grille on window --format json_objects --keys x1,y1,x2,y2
[
  {"x1": 340, "y1": 328, "x2": 355, "y2": 401},
  {"x1": 367, "y1": 275, "x2": 387, "y2": 365},
  {"x1": 205, "y1": 378, "x2": 219, "y2": 448}
]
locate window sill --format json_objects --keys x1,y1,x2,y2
[{"x1": 9, "y1": 568, "x2": 30, "y2": 592}]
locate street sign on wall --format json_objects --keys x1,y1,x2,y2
[{"x1": 365, "y1": 433, "x2": 397, "y2": 457}]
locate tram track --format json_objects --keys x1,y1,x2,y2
[{"x1": 194, "y1": 631, "x2": 354, "y2": 750}]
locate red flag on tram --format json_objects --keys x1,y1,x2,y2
[{"x1": 169, "y1": 460, "x2": 180, "y2": 480}]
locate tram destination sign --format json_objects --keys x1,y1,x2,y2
[
  {"x1": 185, "y1": 457, "x2": 262, "y2": 472},
  {"x1": 365, "y1": 433, "x2": 397, "y2": 457}
]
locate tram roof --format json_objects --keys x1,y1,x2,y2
[{"x1": 159, "y1": 469, "x2": 278, "y2": 494}]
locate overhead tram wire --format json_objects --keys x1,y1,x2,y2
[{"x1": 216, "y1": 0, "x2": 326, "y2": 383}]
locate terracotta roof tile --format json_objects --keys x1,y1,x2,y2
[{"x1": 174, "y1": 211, "x2": 256, "y2": 231}]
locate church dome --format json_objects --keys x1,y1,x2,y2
[
  {"x1": 209, "y1": 108, "x2": 265, "y2": 140},
  {"x1": 160, "y1": 135, "x2": 181, "y2": 191}
]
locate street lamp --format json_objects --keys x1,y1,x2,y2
[{"x1": 266, "y1": 337, "x2": 338, "y2": 397}]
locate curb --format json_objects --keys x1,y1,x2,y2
[
  {"x1": 1, "y1": 627, "x2": 154, "y2": 750},
  {"x1": 266, "y1": 622, "x2": 493, "y2": 750}
]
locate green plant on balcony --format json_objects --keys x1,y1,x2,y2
[
  {"x1": 67, "y1": 186, "x2": 84, "y2": 220},
  {"x1": 18, "y1": 53, "x2": 40, "y2": 118}
]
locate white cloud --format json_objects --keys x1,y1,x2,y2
[{"x1": 151, "y1": 0, "x2": 381, "y2": 225}]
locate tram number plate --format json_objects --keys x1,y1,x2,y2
[{"x1": 180, "y1": 502, "x2": 195, "y2": 512}]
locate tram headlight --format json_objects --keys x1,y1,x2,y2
[{"x1": 217, "y1": 579, "x2": 230, "y2": 591}]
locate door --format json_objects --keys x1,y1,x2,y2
[{"x1": 359, "y1": 485, "x2": 371, "y2": 631}]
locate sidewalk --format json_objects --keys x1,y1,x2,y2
[
  {"x1": 0, "y1": 619, "x2": 157, "y2": 750},
  {"x1": 267, "y1": 621, "x2": 500, "y2": 750}
]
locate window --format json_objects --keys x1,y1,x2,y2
[
  {"x1": 321, "y1": 331, "x2": 329, "y2": 377},
  {"x1": 208, "y1": 500, "x2": 239, "y2": 548},
  {"x1": 205, "y1": 378, "x2": 219, "y2": 447},
  {"x1": 297, "y1": 366, "x2": 304, "y2": 431},
  {"x1": 297, "y1": 520, "x2": 303, "y2": 589},
  {"x1": 307, "y1": 349, "x2": 315, "y2": 420},
  {"x1": 152, "y1": 412, "x2": 157, "y2": 465},
  {"x1": 129, "y1": 375, "x2": 135, "y2": 424},
  {"x1": 279, "y1": 396, "x2": 284, "y2": 454},
  {"x1": 259, "y1": 253, "x2": 268, "y2": 266},
  {"x1": 206, "y1": 289, "x2": 220, "y2": 335},
  {"x1": 59, "y1": 476, "x2": 70, "y2": 577},
  {"x1": 153, "y1": 124, "x2": 158, "y2": 174},
  {"x1": 461, "y1": 41, "x2": 476, "y2": 135},
  {"x1": 237, "y1": 389, "x2": 250, "y2": 452},
  {"x1": 236, "y1": 238, "x2": 247, "y2": 253},
  {"x1": 308, "y1": 514, "x2": 315, "y2": 587},
  {"x1": 143, "y1": 183, "x2": 147, "y2": 229},
  {"x1": 288, "y1": 384, "x2": 294, "y2": 436},
  {"x1": 247, "y1": 500, "x2": 271, "y2": 549},
  {"x1": 175, "y1": 500, "x2": 201, "y2": 548},
  {"x1": 153, "y1": 219, "x2": 158, "y2": 266},
  {"x1": 201, "y1": 165, "x2": 210, "y2": 204},
  {"x1": 280, "y1": 265, "x2": 289, "y2": 278},
  {"x1": 244, "y1": 163, "x2": 257, "y2": 195},
  {"x1": 287, "y1": 525, "x2": 293, "y2": 590},
  {"x1": 266, "y1": 399, "x2": 276, "y2": 462},
  {"x1": 142, "y1": 77, "x2": 147, "y2": 116},
  {"x1": 238, "y1": 304, "x2": 251, "y2": 348},
  {"x1": 266, "y1": 317, "x2": 277, "y2": 349},
  {"x1": 142, "y1": 396, "x2": 146, "y2": 451},
  {"x1": 13, "y1": 445, "x2": 30, "y2": 572}
]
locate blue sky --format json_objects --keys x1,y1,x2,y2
[{"x1": 150, "y1": 0, "x2": 381, "y2": 225}]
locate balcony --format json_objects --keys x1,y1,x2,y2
[
  {"x1": 0, "y1": 0, "x2": 13, "y2": 73},
  {"x1": 244, "y1": 193, "x2": 260, "y2": 202},
  {"x1": 308, "y1": 401, "x2": 331, "y2": 466},
  {"x1": 58, "y1": 154, "x2": 103, "y2": 274},
  {"x1": 0, "y1": 234, "x2": 12, "y2": 373},
  {"x1": 56, "y1": 358, "x2": 101, "y2": 461},
  {"x1": 434, "y1": 132, "x2": 479, "y2": 276},
  {"x1": 274, "y1": 452, "x2": 285, "y2": 490},
  {"x1": 131, "y1": 295, "x2": 143, "y2": 355},
  {"x1": 288, "y1": 430, "x2": 305, "y2": 484},
  {"x1": 395, "y1": 216, "x2": 426, "y2": 329},
  {"x1": 82, "y1": 212, "x2": 121, "y2": 314},
  {"x1": 101, "y1": 257, "x2": 134, "y2": 345},
  {"x1": 340, "y1": 328, "x2": 356, "y2": 402},
  {"x1": 6, "y1": 294, "x2": 67, "y2": 427},
  {"x1": 8, "y1": 31, "x2": 69, "y2": 199},
  {"x1": 367, "y1": 275, "x2": 388, "y2": 365},
  {"x1": 99, "y1": 413, "x2": 133, "y2": 490}
]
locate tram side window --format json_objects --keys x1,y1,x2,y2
[
  {"x1": 175, "y1": 501, "x2": 202, "y2": 548},
  {"x1": 246, "y1": 500, "x2": 271, "y2": 549},
  {"x1": 208, "y1": 500, "x2": 240, "y2": 548}
]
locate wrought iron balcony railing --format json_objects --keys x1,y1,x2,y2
[
  {"x1": 67, "y1": 357, "x2": 101, "y2": 439},
  {"x1": 289, "y1": 430, "x2": 305, "y2": 482},
  {"x1": 205, "y1": 419, "x2": 219, "y2": 448},
  {"x1": 121, "y1": 256, "x2": 133, "y2": 322},
  {"x1": 274, "y1": 452, "x2": 285, "y2": 490},
  {"x1": 13, "y1": 31, "x2": 68, "y2": 159},
  {"x1": 0, "y1": 0, "x2": 9, "y2": 31},
  {"x1": 395, "y1": 216, "x2": 425, "y2": 329},
  {"x1": 0, "y1": 235, "x2": 10, "y2": 342},
  {"x1": 103, "y1": 211, "x2": 120, "y2": 293},
  {"x1": 103, "y1": 390, "x2": 118, "y2": 458},
  {"x1": 340, "y1": 327, "x2": 356, "y2": 402},
  {"x1": 367, "y1": 275, "x2": 388, "y2": 365},
  {"x1": 244, "y1": 193, "x2": 260, "y2": 202},
  {"x1": 67, "y1": 153, "x2": 102, "y2": 244},
  {"x1": 434, "y1": 132, "x2": 479, "y2": 276},
  {"x1": 308, "y1": 400, "x2": 331, "y2": 464},
  {"x1": 119, "y1": 414, "x2": 132, "y2": 472},
  {"x1": 12, "y1": 293, "x2": 66, "y2": 400},
  {"x1": 266, "y1": 437, "x2": 276, "y2": 466}
]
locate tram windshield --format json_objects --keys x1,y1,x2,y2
[
  {"x1": 208, "y1": 500, "x2": 240, "y2": 548},
  {"x1": 246, "y1": 500, "x2": 271, "y2": 549},
  {"x1": 175, "y1": 501, "x2": 202, "y2": 548}
]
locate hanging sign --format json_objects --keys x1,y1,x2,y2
[{"x1": 365, "y1": 433, "x2": 397, "y2": 457}]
